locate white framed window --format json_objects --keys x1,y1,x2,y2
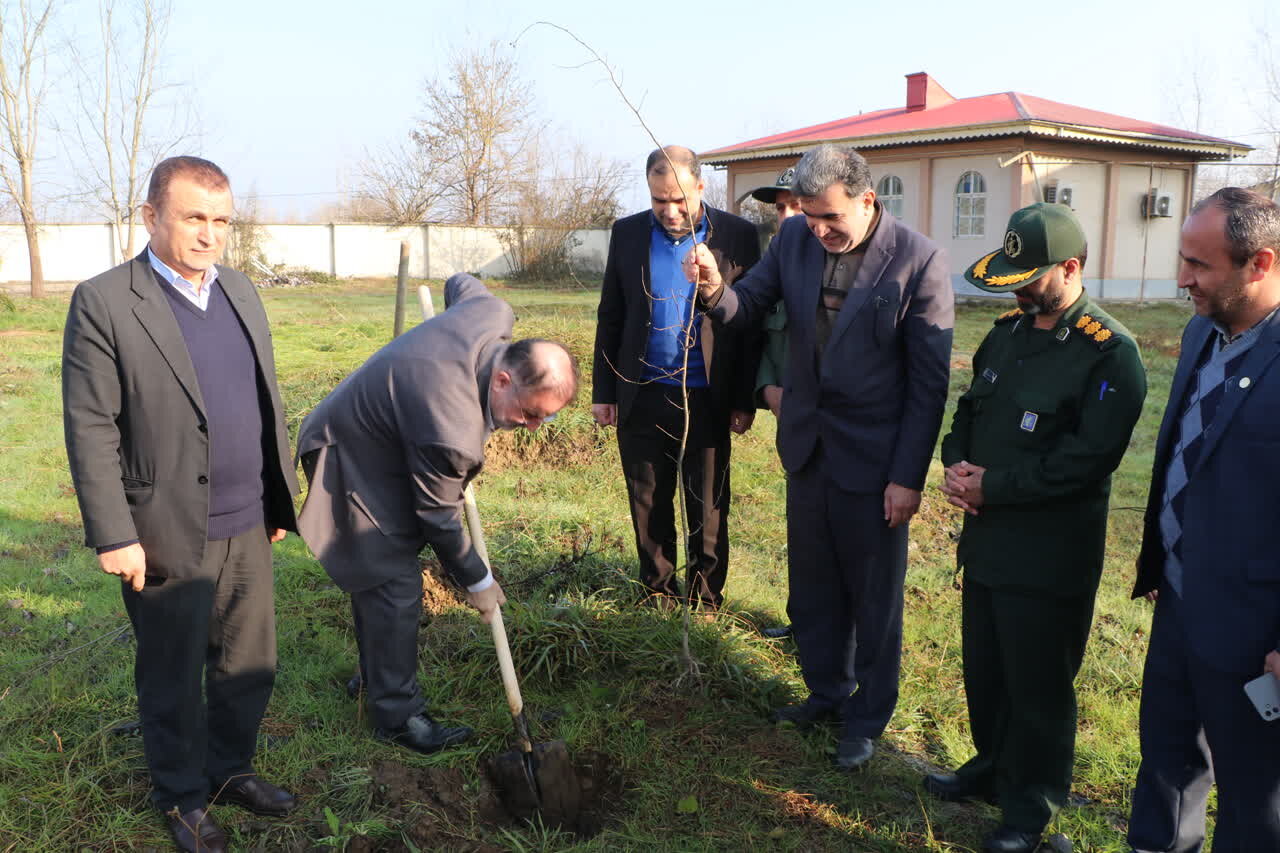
[
  {"x1": 877, "y1": 175, "x2": 904, "y2": 219},
  {"x1": 954, "y1": 171, "x2": 987, "y2": 238}
]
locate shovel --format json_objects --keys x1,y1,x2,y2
[
  {"x1": 462, "y1": 488, "x2": 581, "y2": 827},
  {"x1": 419, "y1": 286, "x2": 582, "y2": 827}
]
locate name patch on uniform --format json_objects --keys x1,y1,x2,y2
[
  {"x1": 1020, "y1": 411, "x2": 1038, "y2": 432},
  {"x1": 982, "y1": 368, "x2": 998, "y2": 383}
]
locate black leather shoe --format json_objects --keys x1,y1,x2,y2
[
  {"x1": 760, "y1": 625, "x2": 793, "y2": 639},
  {"x1": 923, "y1": 772, "x2": 996, "y2": 803},
  {"x1": 835, "y1": 735, "x2": 875, "y2": 769},
  {"x1": 375, "y1": 712, "x2": 473, "y2": 755},
  {"x1": 165, "y1": 806, "x2": 227, "y2": 853},
  {"x1": 346, "y1": 671, "x2": 363, "y2": 697},
  {"x1": 211, "y1": 774, "x2": 298, "y2": 816},
  {"x1": 983, "y1": 825, "x2": 1043, "y2": 853},
  {"x1": 770, "y1": 700, "x2": 841, "y2": 728}
]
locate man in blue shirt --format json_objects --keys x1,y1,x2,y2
[{"x1": 592, "y1": 146, "x2": 761, "y2": 609}]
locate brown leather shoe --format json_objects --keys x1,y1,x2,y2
[
  {"x1": 211, "y1": 774, "x2": 298, "y2": 816},
  {"x1": 165, "y1": 806, "x2": 227, "y2": 853}
]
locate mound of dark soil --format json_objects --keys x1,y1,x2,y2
[{"x1": 340, "y1": 750, "x2": 623, "y2": 851}]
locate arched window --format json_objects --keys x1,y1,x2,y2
[
  {"x1": 877, "y1": 175, "x2": 904, "y2": 218},
  {"x1": 954, "y1": 171, "x2": 987, "y2": 238}
]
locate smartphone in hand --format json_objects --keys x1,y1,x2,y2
[{"x1": 1244, "y1": 673, "x2": 1280, "y2": 722}]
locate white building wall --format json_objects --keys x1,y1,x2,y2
[
  {"x1": 732, "y1": 168, "x2": 785, "y2": 207},
  {"x1": 1030, "y1": 161, "x2": 1107, "y2": 291},
  {"x1": 931, "y1": 156, "x2": 1013, "y2": 297},
  {"x1": 869, "y1": 160, "x2": 921, "y2": 230},
  {"x1": 1107, "y1": 165, "x2": 1184, "y2": 298}
]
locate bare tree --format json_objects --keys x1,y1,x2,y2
[
  {"x1": 69, "y1": 0, "x2": 194, "y2": 263},
  {"x1": 352, "y1": 136, "x2": 446, "y2": 224},
  {"x1": 1256, "y1": 24, "x2": 1280, "y2": 199},
  {"x1": 0, "y1": 0, "x2": 56, "y2": 296},
  {"x1": 700, "y1": 169, "x2": 728, "y2": 211},
  {"x1": 501, "y1": 138, "x2": 624, "y2": 279},
  {"x1": 415, "y1": 40, "x2": 539, "y2": 224}
]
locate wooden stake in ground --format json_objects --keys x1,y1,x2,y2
[{"x1": 393, "y1": 240, "x2": 410, "y2": 336}]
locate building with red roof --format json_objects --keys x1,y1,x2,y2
[{"x1": 703, "y1": 73, "x2": 1251, "y2": 298}]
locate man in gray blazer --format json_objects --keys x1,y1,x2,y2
[
  {"x1": 62, "y1": 156, "x2": 300, "y2": 853},
  {"x1": 687, "y1": 144, "x2": 954, "y2": 770},
  {"x1": 296, "y1": 273, "x2": 577, "y2": 755}
]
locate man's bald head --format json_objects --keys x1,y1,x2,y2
[
  {"x1": 645, "y1": 145, "x2": 700, "y2": 180},
  {"x1": 503, "y1": 338, "x2": 580, "y2": 403}
]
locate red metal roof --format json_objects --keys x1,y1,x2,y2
[{"x1": 702, "y1": 90, "x2": 1244, "y2": 157}]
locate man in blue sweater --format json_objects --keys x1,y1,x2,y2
[
  {"x1": 591, "y1": 146, "x2": 761, "y2": 610},
  {"x1": 63, "y1": 157, "x2": 300, "y2": 853}
]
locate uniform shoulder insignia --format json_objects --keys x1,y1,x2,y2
[
  {"x1": 1073, "y1": 311, "x2": 1122, "y2": 349},
  {"x1": 994, "y1": 308, "x2": 1022, "y2": 324}
]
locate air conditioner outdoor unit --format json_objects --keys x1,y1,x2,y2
[
  {"x1": 1043, "y1": 182, "x2": 1074, "y2": 208},
  {"x1": 1141, "y1": 189, "x2": 1174, "y2": 218}
]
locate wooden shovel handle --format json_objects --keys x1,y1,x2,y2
[
  {"x1": 417, "y1": 285, "x2": 435, "y2": 321},
  {"x1": 462, "y1": 483, "x2": 523, "y2": 720}
]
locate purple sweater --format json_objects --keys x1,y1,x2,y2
[{"x1": 162, "y1": 278, "x2": 266, "y2": 540}]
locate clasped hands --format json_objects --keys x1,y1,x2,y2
[{"x1": 940, "y1": 460, "x2": 986, "y2": 516}]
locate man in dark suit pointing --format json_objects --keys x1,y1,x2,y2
[
  {"x1": 63, "y1": 156, "x2": 300, "y2": 853},
  {"x1": 687, "y1": 143, "x2": 954, "y2": 770}
]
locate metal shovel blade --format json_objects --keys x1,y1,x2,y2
[{"x1": 488, "y1": 737, "x2": 582, "y2": 828}]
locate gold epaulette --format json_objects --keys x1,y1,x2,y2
[
  {"x1": 1073, "y1": 312, "x2": 1118, "y2": 347},
  {"x1": 994, "y1": 308, "x2": 1022, "y2": 324}
]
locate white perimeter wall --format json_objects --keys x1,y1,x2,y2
[{"x1": 0, "y1": 222, "x2": 612, "y2": 284}]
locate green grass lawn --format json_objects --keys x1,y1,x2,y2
[{"x1": 0, "y1": 279, "x2": 1201, "y2": 851}]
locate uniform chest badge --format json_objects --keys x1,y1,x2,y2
[
  {"x1": 1020, "y1": 411, "x2": 1038, "y2": 432},
  {"x1": 982, "y1": 368, "x2": 998, "y2": 383},
  {"x1": 1056, "y1": 327, "x2": 1070, "y2": 342}
]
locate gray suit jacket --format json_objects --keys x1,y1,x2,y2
[
  {"x1": 61, "y1": 251, "x2": 299, "y2": 578},
  {"x1": 1134, "y1": 310, "x2": 1280, "y2": 674},
  {"x1": 295, "y1": 274, "x2": 512, "y2": 592},
  {"x1": 708, "y1": 211, "x2": 954, "y2": 491}
]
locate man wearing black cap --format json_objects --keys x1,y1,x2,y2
[
  {"x1": 748, "y1": 167, "x2": 803, "y2": 640},
  {"x1": 928, "y1": 202, "x2": 1147, "y2": 852}
]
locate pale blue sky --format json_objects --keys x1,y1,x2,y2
[{"x1": 131, "y1": 0, "x2": 1280, "y2": 218}]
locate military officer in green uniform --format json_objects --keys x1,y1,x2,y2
[{"x1": 926, "y1": 203, "x2": 1147, "y2": 853}]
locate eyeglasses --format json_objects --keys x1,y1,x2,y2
[{"x1": 520, "y1": 408, "x2": 557, "y2": 425}]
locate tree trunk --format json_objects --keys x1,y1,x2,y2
[{"x1": 22, "y1": 214, "x2": 43, "y2": 298}]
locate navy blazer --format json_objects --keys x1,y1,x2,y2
[
  {"x1": 709, "y1": 211, "x2": 954, "y2": 492},
  {"x1": 1134, "y1": 309, "x2": 1280, "y2": 674}
]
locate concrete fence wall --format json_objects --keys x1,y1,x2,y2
[{"x1": 0, "y1": 222, "x2": 613, "y2": 284}]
